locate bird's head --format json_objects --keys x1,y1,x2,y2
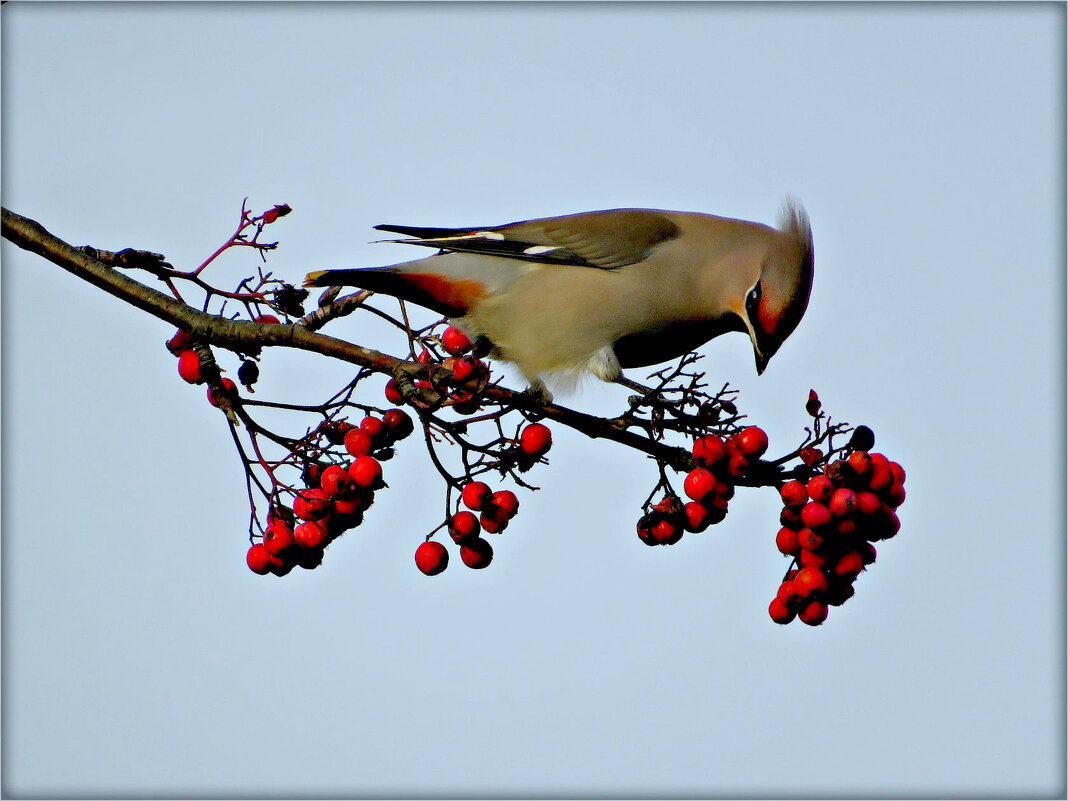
[{"x1": 740, "y1": 201, "x2": 814, "y2": 375}]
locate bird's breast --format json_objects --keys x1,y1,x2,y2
[{"x1": 613, "y1": 315, "x2": 746, "y2": 368}]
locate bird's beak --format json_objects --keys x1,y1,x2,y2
[{"x1": 754, "y1": 347, "x2": 769, "y2": 376}]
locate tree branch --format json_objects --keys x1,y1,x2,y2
[{"x1": 2, "y1": 206, "x2": 754, "y2": 478}]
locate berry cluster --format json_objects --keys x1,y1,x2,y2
[
  {"x1": 414, "y1": 480, "x2": 522, "y2": 576},
  {"x1": 245, "y1": 408, "x2": 415, "y2": 576},
  {"x1": 769, "y1": 450, "x2": 907, "y2": 625},
  {"x1": 384, "y1": 326, "x2": 494, "y2": 416},
  {"x1": 637, "y1": 425, "x2": 769, "y2": 545}
]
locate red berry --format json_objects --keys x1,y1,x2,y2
[
  {"x1": 855, "y1": 491, "x2": 881, "y2": 515},
  {"x1": 177, "y1": 350, "x2": 203, "y2": 383},
  {"x1": 780, "y1": 480, "x2": 808, "y2": 508},
  {"x1": 777, "y1": 580, "x2": 801, "y2": 605},
  {"x1": 799, "y1": 600, "x2": 828, "y2": 626},
  {"x1": 479, "y1": 512, "x2": 508, "y2": 534},
  {"x1": 835, "y1": 551, "x2": 865, "y2": 577},
  {"x1": 868, "y1": 453, "x2": 893, "y2": 491},
  {"x1": 692, "y1": 435, "x2": 727, "y2": 467},
  {"x1": 490, "y1": 490, "x2": 520, "y2": 519},
  {"x1": 246, "y1": 543, "x2": 275, "y2": 575},
  {"x1": 829, "y1": 488, "x2": 857, "y2": 518},
  {"x1": 683, "y1": 502, "x2": 712, "y2": 533},
  {"x1": 836, "y1": 518, "x2": 856, "y2": 536},
  {"x1": 448, "y1": 511, "x2": 480, "y2": 544},
  {"x1": 319, "y1": 465, "x2": 353, "y2": 497},
  {"x1": 889, "y1": 461, "x2": 906, "y2": 485},
  {"x1": 636, "y1": 515, "x2": 659, "y2": 547},
  {"x1": 349, "y1": 455, "x2": 383, "y2": 488},
  {"x1": 651, "y1": 518, "x2": 681, "y2": 544},
  {"x1": 333, "y1": 488, "x2": 373, "y2": 516},
  {"x1": 769, "y1": 597, "x2": 796, "y2": 624},
  {"x1": 441, "y1": 325, "x2": 473, "y2": 356},
  {"x1": 461, "y1": 482, "x2": 492, "y2": 512},
  {"x1": 263, "y1": 522, "x2": 295, "y2": 556},
  {"x1": 797, "y1": 548, "x2": 829, "y2": 568},
  {"x1": 294, "y1": 489, "x2": 331, "y2": 521},
  {"x1": 451, "y1": 357, "x2": 478, "y2": 382},
  {"x1": 519, "y1": 423, "x2": 553, "y2": 457},
  {"x1": 166, "y1": 328, "x2": 193, "y2": 355},
  {"x1": 884, "y1": 482, "x2": 906, "y2": 509},
  {"x1": 847, "y1": 451, "x2": 872, "y2": 476},
  {"x1": 460, "y1": 537, "x2": 494, "y2": 569},
  {"x1": 415, "y1": 541, "x2": 449, "y2": 576},
  {"x1": 825, "y1": 582, "x2": 855, "y2": 606},
  {"x1": 253, "y1": 314, "x2": 281, "y2": 325},
  {"x1": 382, "y1": 408, "x2": 415, "y2": 440},
  {"x1": 384, "y1": 378, "x2": 404, "y2": 404},
  {"x1": 775, "y1": 526, "x2": 800, "y2": 556},
  {"x1": 807, "y1": 475, "x2": 834, "y2": 503},
  {"x1": 207, "y1": 377, "x2": 238, "y2": 407},
  {"x1": 683, "y1": 468, "x2": 717, "y2": 502},
  {"x1": 780, "y1": 506, "x2": 804, "y2": 530},
  {"x1": 805, "y1": 389, "x2": 821, "y2": 417},
  {"x1": 726, "y1": 451, "x2": 749, "y2": 478},
  {"x1": 800, "y1": 502, "x2": 832, "y2": 529},
  {"x1": 796, "y1": 527, "x2": 823, "y2": 550},
  {"x1": 294, "y1": 520, "x2": 328, "y2": 549},
  {"x1": 344, "y1": 428, "x2": 374, "y2": 457},
  {"x1": 859, "y1": 542, "x2": 877, "y2": 565},
  {"x1": 737, "y1": 426, "x2": 769, "y2": 458},
  {"x1": 360, "y1": 416, "x2": 385, "y2": 441}
]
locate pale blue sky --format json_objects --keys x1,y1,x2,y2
[{"x1": 2, "y1": 3, "x2": 1064, "y2": 797}]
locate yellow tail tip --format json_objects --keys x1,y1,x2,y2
[{"x1": 303, "y1": 270, "x2": 329, "y2": 288}]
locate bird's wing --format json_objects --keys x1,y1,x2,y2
[{"x1": 374, "y1": 209, "x2": 680, "y2": 270}]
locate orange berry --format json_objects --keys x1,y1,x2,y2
[
  {"x1": 829, "y1": 488, "x2": 857, "y2": 518},
  {"x1": 780, "y1": 480, "x2": 808, "y2": 508},
  {"x1": 807, "y1": 475, "x2": 834, "y2": 503}
]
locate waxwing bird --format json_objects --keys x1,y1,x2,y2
[{"x1": 305, "y1": 201, "x2": 813, "y2": 391}]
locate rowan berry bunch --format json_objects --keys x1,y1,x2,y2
[{"x1": 769, "y1": 446, "x2": 907, "y2": 626}]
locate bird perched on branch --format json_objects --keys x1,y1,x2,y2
[{"x1": 305, "y1": 201, "x2": 813, "y2": 394}]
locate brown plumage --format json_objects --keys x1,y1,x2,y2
[{"x1": 305, "y1": 201, "x2": 813, "y2": 391}]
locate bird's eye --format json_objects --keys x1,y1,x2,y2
[{"x1": 746, "y1": 284, "x2": 761, "y2": 312}]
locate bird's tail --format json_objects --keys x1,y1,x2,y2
[{"x1": 303, "y1": 264, "x2": 484, "y2": 318}]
